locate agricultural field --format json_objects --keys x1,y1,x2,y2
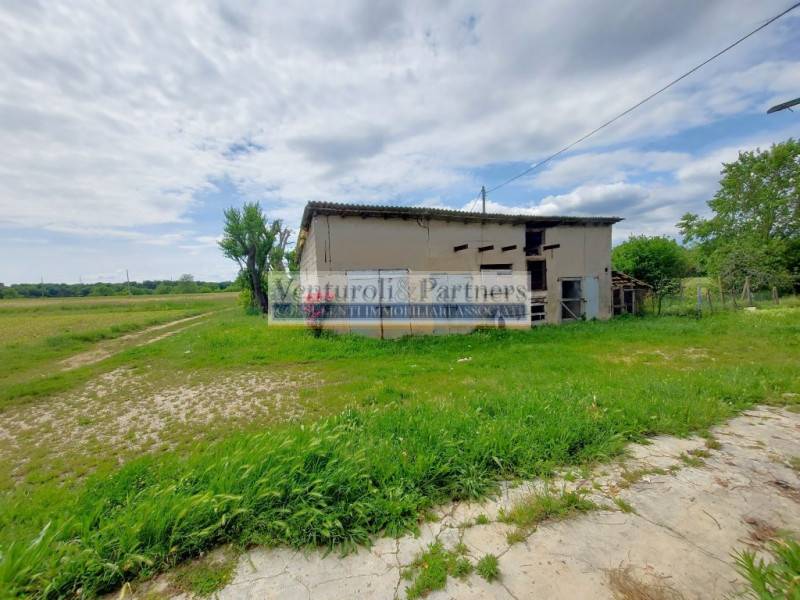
[
  {"x1": 0, "y1": 295, "x2": 799, "y2": 597},
  {"x1": 0, "y1": 293, "x2": 236, "y2": 408}
]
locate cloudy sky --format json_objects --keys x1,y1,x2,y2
[{"x1": 1, "y1": 1, "x2": 798, "y2": 283}]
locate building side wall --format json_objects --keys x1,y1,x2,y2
[
  {"x1": 310, "y1": 214, "x2": 527, "y2": 271},
  {"x1": 540, "y1": 225, "x2": 613, "y2": 322},
  {"x1": 298, "y1": 225, "x2": 317, "y2": 273},
  {"x1": 300, "y1": 214, "x2": 613, "y2": 331}
]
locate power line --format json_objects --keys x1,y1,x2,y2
[
  {"x1": 484, "y1": 1, "x2": 800, "y2": 195},
  {"x1": 465, "y1": 190, "x2": 483, "y2": 212}
]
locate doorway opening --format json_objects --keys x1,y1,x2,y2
[{"x1": 560, "y1": 279, "x2": 583, "y2": 320}]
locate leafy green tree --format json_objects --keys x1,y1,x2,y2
[
  {"x1": 678, "y1": 139, "x2": 799, "y2": 292},
  {"x1": 174, "y1": 274, "x2": 198, "y2": 294},
  {"x1": 612, "y1": 235, "x2": 690, "y2": 314},
  {"x1": 0, "y1": 283, "x2": 18, "y2": 299},
  {"x1": 219, "y1": 202, "x2": 290, "y2": 313}
]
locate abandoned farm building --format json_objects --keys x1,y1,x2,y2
[
  {"x1": 296, "y1": 202, "x2": 624, "y2": 334},
  {"x1": 611, "y1": 270, "x2": 652, "y2": 316}
]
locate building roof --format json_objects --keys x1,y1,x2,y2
[
  {"x1": 612, "y1": 270, "x2": 652, "y2": 289},
  {"x1": 300, "y1": 201, "x2": 623, "y2": 231}
]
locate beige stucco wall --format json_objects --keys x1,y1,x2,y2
[
  {"x1": 308, "y1": 214, "x2": 527, "y2": 271},
  {"x1": 540, "y1": 225, "x2": 613, "y2": 323},
  {"x1": 299, "y1": 213, "x2": 613, "y2": 333},
  {"x1": 298, "y1": 225, "x2": 317, "y2": 273}
]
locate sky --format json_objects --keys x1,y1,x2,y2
[{"x1": 0, "y1": 1, "x2": 798, "y2": 284}]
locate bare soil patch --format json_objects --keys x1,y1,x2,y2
[{"x1": 0, "y1": 366, "x2": 311, "y2": 485}]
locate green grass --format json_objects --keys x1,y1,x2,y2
[
  {"x1": 171, "y1": 548, "x2": 237, "y2": 597},
  {"x1": 499, "y1": 489, "x2": 597, "y2": 542},
  {"x1": 680, "y1": 453, "x2": 706, "y2": 468},
  {"x1": 613, "y1": 497, "x2": 636, "y2": 514},
  {"x1": 0, "y1": 306, "x2": 798, "y2": 597},
  {"x1": 0, "y1": 294, "x2": 235, "y2": 409},
  {"x1": 734, "y1": 536, "x2": 800, "y2": 599},
  {"x1": 657, "y1": 284, "x2": 800, "y2": 317},
  {"x1": 475, "y1": 554, "x2": 500, "y2": 582},
  {"x1": 403, "y1": 542, "x2": 472, "y2": 599}
]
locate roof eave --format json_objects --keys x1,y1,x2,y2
[{"x1": 301, "y1": 201, "x2": 622, "y2": 229}]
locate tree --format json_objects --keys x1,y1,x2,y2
[
  {"x1": 678, "y1": 139, "x2": 799, "y2": 292},
  {"x1": 218, "y1": 202, "x2": 290, "y2": 313},
  {"x1": 174, "y1": 274, "x2": 198, "y2": 294},
  {"x1": 612, "y1": 235, "x2": 690, "y2": 314}
]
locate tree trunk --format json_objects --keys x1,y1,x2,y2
[{"x1": 247, "y1": 253, "x2": 269, "y2": 314}]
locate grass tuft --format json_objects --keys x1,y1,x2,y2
[
  {"x1": 476, "y1": 554, "x2": 500, "y2": 582},
  {"x1": 734, "y1": 535, "x2": 800, "y2": 599},
  {"x1": 499, "y1": 489, "x2": 595, "y2": 527},
  {"x1": 688, "y1": 448, "x2": 711, "y2": 459},
  {"x1": 613, "y1": 497, "x2": 636, "y2": 514},
  {"x1": 679, "y1": 453, "x2": 705, "y2": 468},
  {"x1": 171, "y1": 549, "x2": 237, "y2": 597},
  {"x1": 404, "y1": 542, "x2": 473, "y2": 599},
  {"x1": 619, "y1": 467, "x2": 667, "y2": 489},
  {"x1": 499, "y1": 489, "x2": 597, "y2": 542}
]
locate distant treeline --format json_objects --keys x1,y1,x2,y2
[{"x1": 0, "y1": 275, "x2": 237, "y2": 299}]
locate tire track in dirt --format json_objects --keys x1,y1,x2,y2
[{"x1": 59, "y1": 311, "x2": 216, "y2": 371}]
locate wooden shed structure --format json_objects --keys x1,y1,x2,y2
[{"x1": 612, "y1": 271, "x2": 651, "y2": 316}]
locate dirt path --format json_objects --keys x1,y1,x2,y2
[
  {"x1": 59, "y1": 312, "x2": 214, "y2": 370},
  {"x1": 129, "y1": 406, "x2": 800, "y2": 599}
]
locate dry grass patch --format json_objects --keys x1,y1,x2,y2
[
  {"x1": 743, "y1": 516, "x2": 779, "y2": 544},
  {"x1": 608, "y1": 565, "x2": 685, "y2": 600},
  {"x1": 618, "y1": 466, "x2": 667, "y2": 489}
]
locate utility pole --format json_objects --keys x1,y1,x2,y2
[
  {"x1": 126, "y1": 269, "x2": 132, "y2": 295},
  {"x1": 481, "y1": 186, "x2": 486, "y2": 214}
]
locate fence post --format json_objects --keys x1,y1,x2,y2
[
  {"x1": 772, "y1": 286, "x2": 779, "y2": 305},
  {"x1": 696, "y1": 285, "x2": 702, "y2": 317},
  {"x1": 706, "y1": 289, "x2": 714, "y2": 313},
  {"x1": 718, "y1": 276, "x2": 725, "y2": 308},
  {"x1": 741, "y1": 276, "x2": 754, "y2": 307}
]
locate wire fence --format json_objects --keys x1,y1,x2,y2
[{"x1": 647, "y1": 277, "x2": 799, "y2": 317}]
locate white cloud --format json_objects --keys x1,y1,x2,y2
[
  {"x1": 0, "y1": 1, "x2": 797, "y2": 281},
  {"x1": 532, "y1": 150, "x2": 689, "y2": 188},
  {"x1": 477, "y1": 128, "x2": 799, "y2": 243},
  {"x1": 535, "y1": 182, "x2": 648, "y2": 216}
]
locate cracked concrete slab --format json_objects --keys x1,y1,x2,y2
[{"x1": 121, "y1": 406, "x2": 800, "y2": 599}]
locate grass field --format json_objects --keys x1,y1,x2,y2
[
  {"x1": 0, "y1": 293, "x2": 236, "y2": 408},
  {"x1": 0, "y1": 295, "x2": 798, "y2": 597}
]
